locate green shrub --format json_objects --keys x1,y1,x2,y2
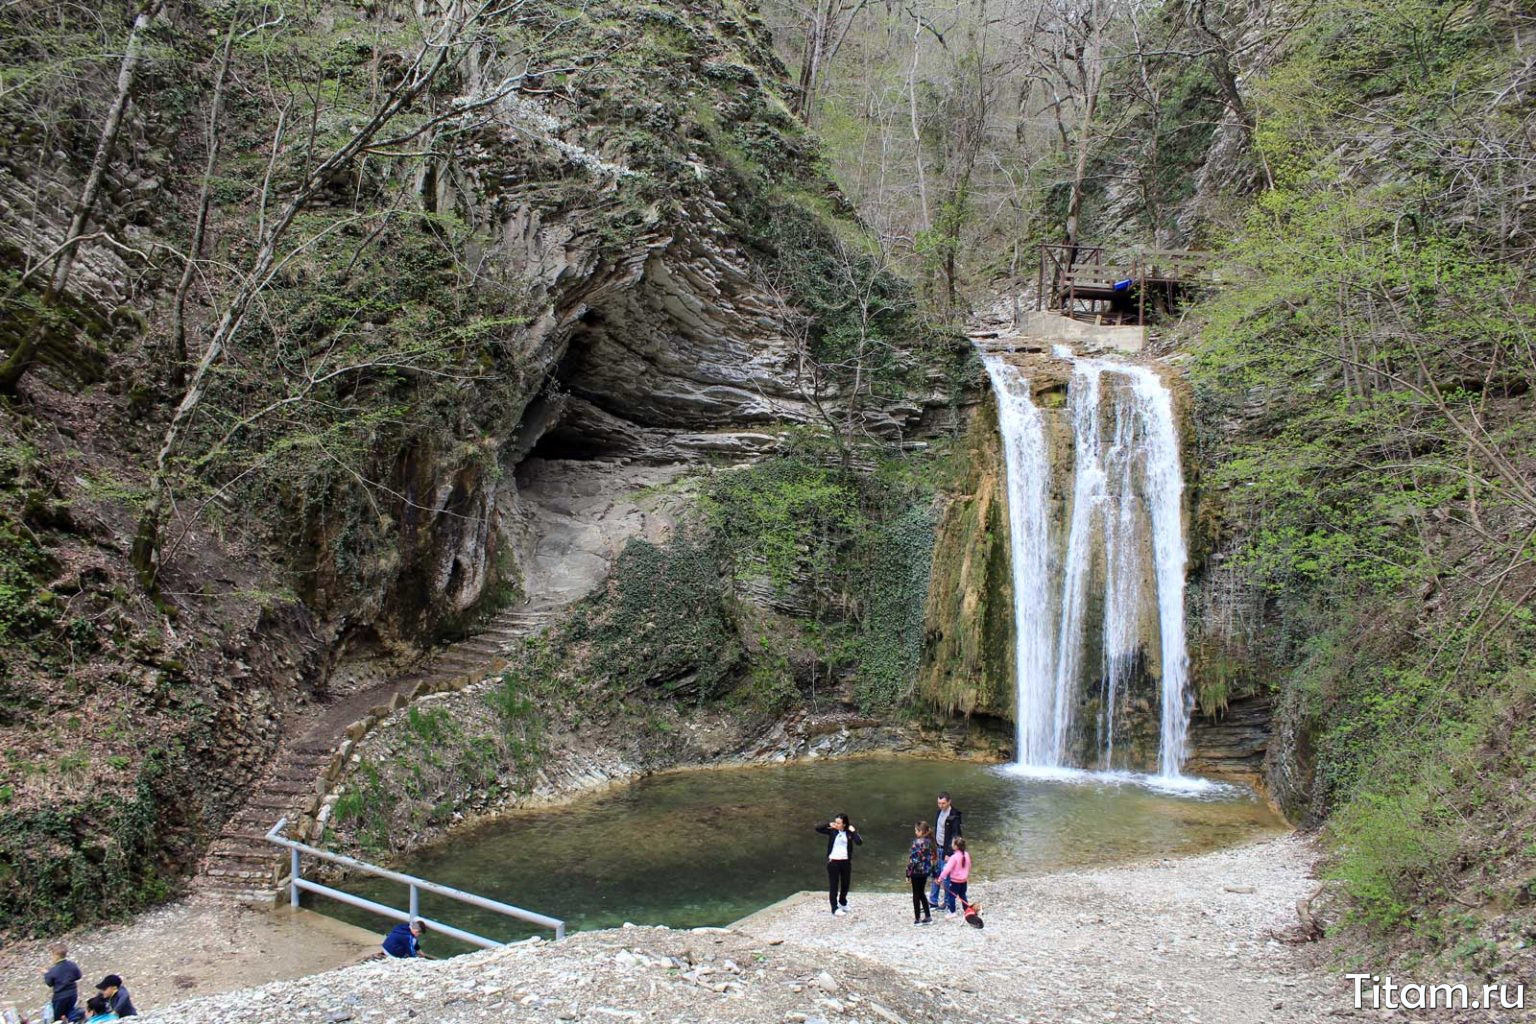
[
  {"x1": 583, "y1": 531, "x2": 741, "y2": 700},
  {"x1": 0, "y1": 747, "x2": 190, "y2": 934},
  {"x1": 1327, "y1": 781, "x2": 1458, "y2": 932}
]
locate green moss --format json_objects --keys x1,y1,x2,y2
[
  {"x1": 703, "y1": 458, "x2": 858, "y2": 596},
  {"x1": 0, "y1": 747, "x2": 192, "y2": 934},
  {"x1": 577, "y1": 530, "x2": 742, "y2": 701},
  {"x1": 846, "y1": 502, "x2": 936, "y2": 712},
  {"x1": 698, "y1": 445, "x2": 946, "y2": 714},
  {"x1": 917, "y1": 396, "x2": 1013, "y2": 718}
]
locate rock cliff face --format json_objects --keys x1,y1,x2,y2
[
  {"x1": 917, "y1": 390, "x2": 1014, "y2": 722},
  {"x1": 0, "y1": 0, "x2": 960, "y2": 932}
]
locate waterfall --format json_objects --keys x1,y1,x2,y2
[
  {"x1": 1050, "y1": 361, "x2": 1105, "y2": 765},
  {"x1": 981, "y1": 355, "x2": 1057, "y2": 767},
  {"x1": 1119, "y1": 365, "x2": 1193, "y2": 778},
  {"x1": 984, "y1": 348, "x2": 1192, "y2": 778},
  {"x1": 1098, "y1": 385, "x2": 1143, "y2": 771}
]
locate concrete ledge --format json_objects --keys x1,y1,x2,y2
[
  {"x1": 276, "y1": 905, "x2": 384, "y2": 950},
  {"x1": 728, "y1": 890, "x2": 820, "y2": 931},
  {"x1": 1005, "y1": 310, "x2": 1145, "y2": 354}
]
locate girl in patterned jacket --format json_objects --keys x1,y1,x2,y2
[{"x1": 905, "y1": 821, "x2": 939, "y2": 925}]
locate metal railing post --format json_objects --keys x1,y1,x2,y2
[{"x1": 263, "y1": 818, "x2": 563, "y2": 947}]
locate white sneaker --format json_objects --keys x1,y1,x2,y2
[
  {"x1": 834, "y1": 907, "x2": 847, "y2": 916},
  {"x1": 946, "y1": 911, "x2": 959, "y2": 919}
]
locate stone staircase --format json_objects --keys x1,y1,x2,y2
[{"x1": 196, "y1": 603, "x2": 562, "y2": 903}]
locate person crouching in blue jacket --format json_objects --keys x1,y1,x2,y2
[{"x1": 382, "y1": 920, "x2": 424, "y2": 958}]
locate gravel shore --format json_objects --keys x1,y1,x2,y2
[
  {"x1": 739, "y1": 832, "x2": 1347, "y2": 1023},
  {"x1": 118, "y1": 833, "x2": 1368, "y2": 1024}
]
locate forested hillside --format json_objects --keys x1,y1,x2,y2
[
  {"x1": 1186, "y1": 1, "x2": 1536, "y2": 974},
  {"x1": 0, "y1": 0, "x2": 968, "y2": 932},
  {"x1": 765, "y1": 0, "x2": 1535, "y2": 973},
  {"x1": 4, "y1": 0, "x2": 1534, "y2": 982}
]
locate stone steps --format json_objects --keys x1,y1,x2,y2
[
  {"x1": 210, "y1": 848, "x2": 278, "y2": 865},
  {"x1": 217, "y1": 829, "x2": 279, "y2": 844},
  {"x1": 196, "y1": 601, "x2": 568, "y2": 905},
  {"x1": 432, "y1": 652, "x2": 495, "y2": 671}
]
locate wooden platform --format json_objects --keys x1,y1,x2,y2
[{"x1": 1037, "y1": 243, "x2": 1214, "y2": 325}]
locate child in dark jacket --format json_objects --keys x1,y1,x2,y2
[
  {"x1": 906, "y1": 821, "x2": 939, "y2": 925},
  {"x1": 382, "y1": 920, "x2": 424, "y2": 958},
  {"x1": 43, "y1": 944, "x2": 81, "y2": 1023}
]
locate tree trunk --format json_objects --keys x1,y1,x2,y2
[
  {"x1": 132, "y1": 5, "x2": 488, "y2": 586},
  {"x1": 794, "y1": 1, "x2": 828, "y2": 121},
  {"x1": 1063, "y1": 0, "x2": 1105, "y2": 250},
  {"x1": 907, "y1": 18, "x2": 932, "y2": 232},
  {"x1": 169, "y1": 21, "x2": 235, "y2": 389},
  {"x1": 0, "y1": 0, "x2": 164, "y2": 396}
]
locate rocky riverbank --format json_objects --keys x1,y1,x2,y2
[{"x1": 104, "y1": 834, "x2": 1381, "y2": 1024}]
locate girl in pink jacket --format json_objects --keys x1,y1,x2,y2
[{"x1": 937, "y1": 836, "x2": 971, "y2": 917}]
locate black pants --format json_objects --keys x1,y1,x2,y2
[
  {"x1": 51, "y1": 995, "x2": 77, "y2": 1023},
  {"x1": 826, "y1": 858, "x2": 851, "y2": 911},
  {"x1": 909, "y1": 874, "x2": 930, "y2": 920}
]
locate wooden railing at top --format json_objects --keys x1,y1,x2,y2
[
  {"x1": 1038, "y1": 243, "x2": 1104, "y2": 310},
  {"x1": 1133, "y1": 248, "x2": 1216, "y2": 283},
  {"x1": 1037, "y1": 243, "x2": 1216, "y2": 322},
  {"x1": 1064, "y1": 265, "x2": 1135, "y2": 288}
]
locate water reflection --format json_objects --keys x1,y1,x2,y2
[{"x1": 320, "y1": 756, "x2": 1283, "y2": 952}]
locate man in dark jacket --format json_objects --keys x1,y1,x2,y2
[
  {"x1": 95, "y1": 975, "x2": 136, "y2": 1017},
  {"x1": 43, "y1": 943, "x2": 82, "y2": 1022},
  {"x1": 382, "y1": 919, "x2": 424, "y2": 958},
  {"x1": 928, "y1": 791, "x2": 963, "y2": 908}
]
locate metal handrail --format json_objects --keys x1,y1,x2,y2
[{"x1": 264, "y1": 818, "x2": 565, "y2": 948}]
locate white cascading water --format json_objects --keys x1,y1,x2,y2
[
  {"x1": 981, "y1": 355, "x2": 1057, "y2": 767},
  {"x1": 1049, "y1": 360, "x2": 1105, "y2": 765},
  {"x1": 1119, "y1": 363, "x2": 1193, "y2": 777},
  {"x1": 985, "y1": 347, "x2": 1193, "y2": 779},
  {"x1": 1097, "y1": 383, "x2": 1144, "y2": 770}
]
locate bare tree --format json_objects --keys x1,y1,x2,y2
[
  {"x1": 1052, "y1": 0, "x2": 1114, "y2": 249},
  {"x1": 131, "y1": 0, "x2": 550, "y2": 584},
  {"x1": 167, "y1": 17, "x2": 237, "y2": 389},
  {"x1": 0, "y1": 0, "x2": 165, "y2": 395},
  {"x1": 784, "y1": 0, "x2": 875, "y2": 123}
]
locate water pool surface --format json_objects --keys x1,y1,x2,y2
[{"x1": 323, "y1": 756, "x2": 1283, "y2": 950}]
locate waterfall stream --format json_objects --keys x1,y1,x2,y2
[
  {"x1": 982, "y1": 355, "x2": 1058, "y2": 768},
  {"x1": 984, "y1": 347, "x2": 1193, "y2": 779}
]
